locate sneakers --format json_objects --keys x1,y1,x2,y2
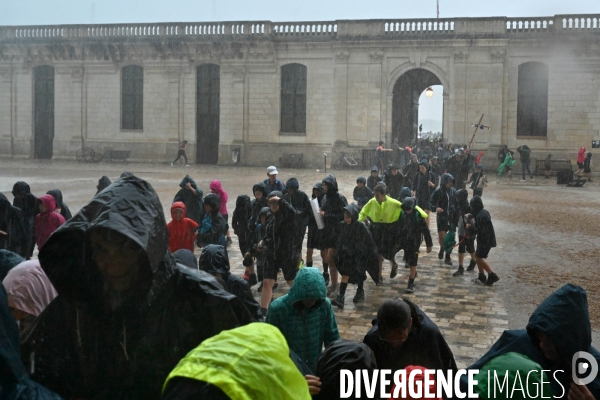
[
  {"x1": 453, "y1": 266, "x2": 464, "y2": 276},
  {"x1": 186, "y1": 164, "x2": 190, "y2": 167},
  {"x1": 520, "y1": 179, "x2": 526, "y2": 182},
  {"x1": 390, "y1": 263, "x2": 398, "y2": 278},
  {"x1": 226, "y1": 237, "x2": 233, "y2": 247},
  {"x1": 444, "y1": 253, "x2": 452, "y2": 266},
  {"x1": 466, "y1": 259, "x2": 477, "y2": 271},
  {"x1": 405, "y1": 279, "x2": 415, "y2": 293},
  {"x1": 474, "y1": 273, "x2": 486, "y2": 284},
  {"x1": 531, "y1": 178, "x2": 534, "y2": 181},
  {"x1": 331, "y1": 294, "x2": 345, "y2": 309},
  {"x1": 353, "y1": 288, "x2": 365, "y2": 303},
  {"x1": 323, "y1": 272, "x2": 330, "y2": 286},
  {"x1": 485, "y1": 273, "x2": 500, "y2": 286},
  {"x1": 170, "y1": 163, "x2": 174, "y2": 167},
  {"x1": 327, "y1": 283, "x2": 339, "y2": 296},
  {"x1": 248, "y1": 273, "x2": 257, "y2": 287},
  {"x1": 438, "y1": 248, "x2": 444, "y2": 260}
]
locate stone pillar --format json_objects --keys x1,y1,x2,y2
[{"x1": 334, "y1": 52, "x2": 349, "y2": 145}]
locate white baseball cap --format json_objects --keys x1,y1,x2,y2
[{"x1": 267, "y1": 166, "x2": 278, "y2": 175}]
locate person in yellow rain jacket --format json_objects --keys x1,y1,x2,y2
[
  {"x1": 162, "y1": 323, "x2": 312, "y2": 400},
  {"x1": 359, "y1": 183, "x2": 428, "y2": 285}
]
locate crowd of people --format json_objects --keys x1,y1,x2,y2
[{"x1": 0, "y1": 149, "x2": 597, "y2": 399}]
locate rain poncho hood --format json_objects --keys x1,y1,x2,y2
[
  {"x1": 0, "y1": 193, "x2": 27, "y2": 259},
  {"x1": 199, "y1": 244, "x2": 230, "y2": 276},
  {"x1": 322, "y1": 174, "x2": 339, "y2": 193},
  {"x1": 204, "y1": 193, "x2": 221, "y2": 214},
  {"x1": 470, "y1": 196, "x2": 484, "y2": 215},
  {"x1": 167, "y1": 201, "x2": 198, "y2": 253},
  {"x1": 252, "y1": 182, "x2": 267, "y2": 197},
  {"x1": 174, "y1": 175, "x2": 205, "y2": 225},
  {"x1": 315, "y1": 340, "x2": 377, "y2": 400},
  {"x1": 0, "y1": 250, "x2": 25, "y2": 281},
  {"x1": 209, "y1": 180, "x2": 228, "y2": 215},
  {"x1": 344, "y1": 203, "x2": 360, "y2": 222},
  {"x1": 3, "y1": 260, "x2": 58, "y2": 317},
  {"x1": 356, "y1": 176, "x2": 367, "y2": 185},
  {"x1": 286, "y1": 177, "x2": 300, "y2": 189},
  {"x1": 46, "y1": 190, "x2": 72, "y2": 221},
  {"x1": 163, "y1": 323, "x2": 311, "y2": 400},
  {"x1": 287, "y1": 265, "x2": 326, "y2": 305},
  {"x1": 35, "y1": 194, "x2": 66, "y2": 250},
  {"x1": 170, "y1": 201, "x2": 187, "y2": 219},
  {"x1": 440, "y1": 173, "x2": 454, "y2": 188},
  {"x1": 12, "y1": 181, "x2": 32, "y2": 198},
  {"x1": 0, "y1": 284, "x2": 63, "y2": 400},
  {"x1": 399, "y1": 187, "x2": 412, "y2": 201},
  {"x1": 172, "y1": 249, "x2": 197, "y2": 270},
  {"x1": 474, "y1": 352, "x2": 552, "y2": 400}
]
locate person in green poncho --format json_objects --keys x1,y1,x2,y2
[{"x1": 498, "y1": 151, "x2": 516, "y2": 178}]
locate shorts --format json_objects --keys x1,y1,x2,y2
[
  {"x1": 436, "y1": 215, "x2": 449, "y2": 233},
  {"x1": 403, "y1": 248, "x2": 419, "y2": 267},
  {"x1": 372, "y1": 223, "x2": 400, "y2": 261},
  {"x1": 320, "y1": 226, "x2": 340, "y2": 249},
  {"x1": 458, "y1": 236, "x2": 475, "y2": 254},
  {"x1": 306, "y1": 225, "x2": 322, "y2": 250},
  {"x1": 577, "y1": 162, "x2": 584, "y2": 169},
  {"x1": 476, "y1": 246, "x2": 491, "y2": 259},
  {"x1": 264, "y1": 253, "x2": 299, "y2": 281}
]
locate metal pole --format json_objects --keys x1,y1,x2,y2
[{"x1": 323, "y1": 153, "x2": 328, "y2": 173}]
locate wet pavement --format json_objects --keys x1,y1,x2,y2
[{"x1": 1, "y1": 159, "x2": 597, "y2": 369}]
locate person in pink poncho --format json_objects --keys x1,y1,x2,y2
[
  {"x1": 209, "y1": 180, "x2": 232, "y2": 247},
  {"x1": 34, "y1": 194, "x2": 66, "y2": 250},
  {"x1": 577, "y1": 146, "x2": 586, "y2": 176}
]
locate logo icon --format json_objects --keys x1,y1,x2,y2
[{"x1": 572, "y1": 351, "x2": 598, "y2": 385}]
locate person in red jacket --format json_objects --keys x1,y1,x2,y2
[
  {"x1": 167, "y1": 202, "x2": 199, "y2": 252},
  {"x1": 34, "y1": 194, "x2": 65, "y2": 250}
]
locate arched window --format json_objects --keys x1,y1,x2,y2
[
  {"x1": 122, "y1": 65, "x2": 143, "y2": 130},
  {"x1": 517, "y1": 62, "x2": 548, "y2": 137},
  {"x1": 280, "y1": 63, "x2": 307, "y2": 134}
]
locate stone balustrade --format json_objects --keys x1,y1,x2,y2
[{"x1": 1, "y1": 14, "x2": 599, "y2": 41}]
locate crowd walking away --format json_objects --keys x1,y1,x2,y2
[{"x1": 0, "y1": 145, "x2": 595, "y2": 400}]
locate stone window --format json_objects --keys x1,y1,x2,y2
[
  {"x1": 280, "y1": 63, "x2": 307, "y2": 134},
  {"x1": 122, "y1": 65, "x2": 143, "y2": 130},
  {"x1": 517, "y1": 62, "x2": 548, "y2": 137}
]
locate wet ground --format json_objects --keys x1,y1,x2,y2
[{"x1": 1, "y1": 159, "x2": 598, "y2": 368}]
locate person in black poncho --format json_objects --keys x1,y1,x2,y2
[
  {"x1": 469, "y1": 196, "x2": 499, "y2": 286},
  {"x1": 11, "y1": 182, "x2": 37, "y2": 259},
  {"x1": 331, "y1": 203, "x2": 379, "y2": 309},
  {"x1": 21, "y1": 176, "x2": 252, "y2": 400},
  {"x1": 173, "y1": 175, "x2": 205, "y2": 226}
]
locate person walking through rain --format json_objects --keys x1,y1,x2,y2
[
  {"x1": 429, "y1": 173, "x2": 456, "y2": 266},
  {"x1": 171, "y1": 140, "x2": 189, "y2": 167}
]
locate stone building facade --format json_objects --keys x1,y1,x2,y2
[{"x1": 0, "y1": 15, "x2": 599, "y2": 168}]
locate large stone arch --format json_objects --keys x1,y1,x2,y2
[{"x1": 387, "y1": 61, "x2": 450, "y2": 95}]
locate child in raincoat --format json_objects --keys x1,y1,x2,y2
[{"x1": 167, "y1": 202, "x2": 198, "y2": 253}]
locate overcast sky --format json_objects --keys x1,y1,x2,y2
[{"x1": 1, "y1": 0, "x2": 598, "y2": 25}]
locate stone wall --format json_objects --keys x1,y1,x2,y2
[{"x1": 0, "y1": 16, "x2": 599, "y2": 169}]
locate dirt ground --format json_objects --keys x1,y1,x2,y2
[{"x1": 1, "y1": 159, "x2": 598, "y2": 343}]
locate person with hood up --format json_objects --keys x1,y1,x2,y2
[
  {"x1": 0, "y1": 250, "x2": 25, "y2": 281},
  {"x1": 452, "y1": 189, "x2": 477, "y2": 277},
  {"x1": 209, "y1": 180, "x2": 232, "y2": 246},
  {"x1": 466, "y1": 164, "x2": 487, "y2": 197},
  {"x1": 470, "y1": 352, "x2": 552, "y2": 400},
  {"x1": 353, "y1": 176, "x2": 373, "y2": 210},
  {"x1": 12, "y1": 181, "x2": 38, "y2": 259},
  {"x1": 21, "y1": 176, "x2": 253, "y2": 399},
  {"x1": 367, "y1": 165, "x2": 383, "y2": 190},
  {"x1": 388, "y1": 365, "x2": 443, "y2": 400},
  {"x1": 232, "y1": 194, "x2": 253, "y2": 264},
  {"x1": 583, "y1": 152, "x2": 593, "y2": 182},
  {"x1": 469, "y1": 196, "x2": 499, "y2": 286},
  {"x1": 576, "y1": 146, "x2": 587, "y2": 176},
  {"x1": 364, "y1": 299, "x2": 457, "y2": 378},
  {"x1": 264, "y1": 166, "x2": 286, "y2": 194},
  {"x1": 460, "y1": 284, "x2": 599, "y2": 400},
  {"x1": 167, "y1": 202, "x2": 199, "y2": 253},
  {"x1": 384, "y1": 164, "x2": 405, "y2": 200},
  {"x1": 306, "y1": 183, "x2": 325, "y2": 268},
  {"x1": 34, "y1": 194, "x2": 66, "y2": 250},
  {"x1": 243, "y1": 182, "x2": 268, "y2": 284},
  {"x1": 96, "y1": 176, "x2": 112, "y2": 194},
  {"x1": 412, "y1": 160, "x2": 436, "y2": 228},
  {"x1": 402, "y1": 155, "x2": 419, "y2": 187},
  {"x1": 45, "y1": 190, "x2": 72, "y2": 221},
  {"x1": 3, "y1": 260, "x2": 57, "y2": 333},
  {"x1": 172, "y1": 249, "x2": 198, "y2": 270},
  {"x1": 359, "y1": 183, "x2": 403, "y2": 284},
  {"x1": 429, "y1": 173, "x2": 457, "y2": 266},
  {"x1": 398, "y1": 198, "x2": 433, "y2": 293},
  {"x1": 445, "y1": 150, "x2": 470, "y2": 190},
  {"x1": 430, "y1": 156, "x2": 443, "y2": 186},
  {"x1": 331, "y1": 203, "x2": 379, "y2": 308},
  {"x1": 198, "y1": 193, "x2": 228, "y2": 249},
  {"x1": 399, "y1": 187, "x2": 412, "y2": 202},
  {"x1": 161, "y1": 323, "x2": 312, "y2": 400},
  {"x1": 283, "y1": 177, "x2": 311, "y2": 260},
  {"x1": 199, "y1": 244, "x2": 263, "y2": 322},
  {"x1": 517, "y1": 144, "x2": 535, "y2": 181},
  {"x1": 0, "y1": 284, "x2": 63, "y2": 400},
  {"x1": 319, "y1": 175, "x2": 348, "y2": 295},
  {"x1": 313, "y1": 340, "x2": 377, "y2": 400},
  {"x1": 258, "y1": 191, "x2": 299, "y2": 315},
  {"x1": 0, "y1": 193, "x2": 27, "y2": 258},
  {"x1": 253, "y1": 206, "x2": 272, "y2": 293},
  {"x1": 266, "y1": 267, "x2": 340, "y2": 373},
  {"x1": 498, "y1": 150, "x2": 516, "y2": 179},
  {"x1": 173, "y1": 175, "x2": 205, "y2": 225}
]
